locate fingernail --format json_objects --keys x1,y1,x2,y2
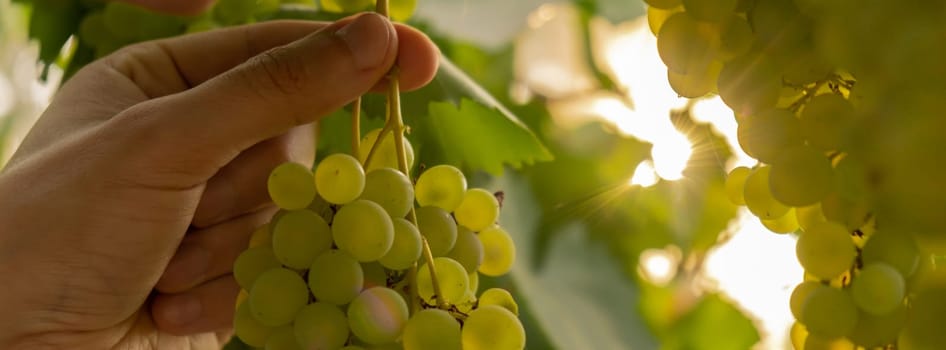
[
  {"x1": 336, "y1": 13, "x2": 393, "y2": 70},
  {"x1": 164, "y1": 294, "x2": 202, "y2": 325},
  {"x1": 165, "y1": 244, "x2": 210, "y2": 287}
]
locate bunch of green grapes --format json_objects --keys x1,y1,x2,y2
[{"x1": 232, "y1": 128, "x2": 524, "y2": 349}]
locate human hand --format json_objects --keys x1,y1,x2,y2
[{"x1": 0, "y1": 13, "x2": 438, "y2": 350}]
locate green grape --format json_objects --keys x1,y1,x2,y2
[
  {"x1": 682, "y1": 0, "x2": 737, "y2": 22},
  {"x1": 360, "y1": 168, "x2": 414, "y2": 218},
  {"x1": 414, "y1": 206, "x2": 458, "y2": 256},
  {"x1": 418, "y1": 257, "x2": 469, "y2": 304},
  {"x1": 235, "y1": 301, "x2": 276, "y2": 347},
  {"x1": 478, "y1": 226, "x2": 516, "y2": 277},
  {"x1": 762, "y1": 208, "x2": 799, "y2": 233},
  {"x1": 789, "y1": 281, "x2": 821, "y2": 320},
  {"x1": 796, "y1": 221, "x2": 856, "y2": 280},
  {"x1": 789, "y1": 322, "x2": 806, "y2": 350},
  {"x1": 468, "y1": 271, "x2": 479, "y2": 293},
  {"x1": 332, "y1": 200, "x2": 394, "y2": 262},
  {"x1": 820, "y1": 190, "x2": 871, "y2": 231},
  {"x1": 249, "y1": 268, "x2": 310, "y2": 326},
  {"x1": 800, "y1": 285, "x2": 858, "y2": 338},
  {"x1": 800, "y1": 94, "x2": 855, "y2": 152},
  {"x1": 347, "y1": 287, "x2": 409, "y2": 345},
  {"x1": 454, "y1": 189, "x2": 500, "y2": 232},
  {"x1": 294, "y1": 302, "x2": 349, "y2": 350},
  {"x1": 307, "y1": 193, "x2": 335, "y2": 223},
  {"x1": 402, "y1": 309, "x2": 462, "y2": 350},
  {"x1": 308, "y1": 250, "x2": 364, "y2": 305},
  {"x1": 234, "y1": 245, "x2": 282, "y2": 289},
  {"x1": 717, "y1": 15, "x2": 753, "y2": 60},
  {"x1": 769, "y1": 145, "x2": 834, "y2": 206},
  {"x1": 236, "y1": 289, "x2": 249, "y2": 310},
  {"x1": 415, "y1": 165, "x2": 467, "y2": 212},
  {"x1": 359, "y1": 128, "x2": 415, "y2": 172},
  {"x1": 803, "y1": 334, "x2": 856, "y2": 350},
  {"x1": 267, "y1": 162, "x2": 317, "y2": 210},
  {"x1": 901, "y1": 288, "x2": 946, "y2": 349},
  {"x1": 478, "y1": 288, "x2": 519, "y2": 316},
  {"x1": 657, "y1": 12, "x2": 716, "y2": 75},
  {"x1": 862, "y1": 231, "x2": 920, "y2": 277},
  {"x1": 725, "y1": 166, "x2": 751, "y2": 205},
  {"x1": 647, "y1": 5, "x2": 684, "y2": 35},
  {"x1": 214, "y1": 0, "x2": 257, "y2": 24},
  {"x1": 320, "y1": 0, "x2": 374, "y2": 12},
  {"x1": 780, "y1": 49, "x2": 834, "y2": 86},
  {"x1": 796, "y1": 203, "x2": 827, "y2": 232},
  {"x1": 644, "y1": 0, "x2": 682, "y2": 10},
  {"x1": 717, "y1": 52, "x2": 782, "y2": 115},
  {"x1": 461, "y1": 305, "x2": 526, "y2": 350},
  {"x1": 390, "y1": 0, "x2": 418, "y2": 21},
  {"x1": 379, "y1": 218, "x2": 423, "y2": 270},
  {"x1": 248, "y1": 225, "x2": 272, "y2": 249},
  {"x1": 361, "y1": 262, "x2": 389, "y2": 289},
  {"x1": 848, "y1": 305, "x2": 907, "y2": 348},
  {"x1": 851, "y1": 263, "x2": 905, "y2": 315},
  {"x1": 743, "y1": 167, "x2": 791, "y2": 220},
  {"x1": 272, "y1": 210, "x2": 333, "y2": 269},
  {"x1": 457, "y1": 289, "x2": 477, "y2": 314},
  {"x1": 747, "y1": 0, "x2": 810, "y2": 54},
  {"x1": 315, "y1": 153, "x2": 366, "y2": 205},
  {"x1": 447, "y1": 227, "x2": 484, "y2": 273},
  {"x1": 737, "y1": 109, "x2": 804, "y2": 164},
  {"x1": 265, "y1": 326, "x2": 301, "y2": 350},
  {"x1": 667, "y1": 61, "x2": 722, "y2": 98},
  {"x1": 832, "y1": 157, "x2": 871, "y2": 203}
]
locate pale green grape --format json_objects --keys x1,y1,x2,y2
[
  {"x1": 800, "y1": 285, "x2": 858, "y2": 338},
  {"x1": 235, "y1": 301, "x2": 275, "y2": 347},
  {"x1": 789, "y1": 281, "x2": 821, "y2": 320},
  {"x1": 390, "y1": 0, "x2": 418, "y2": 21},
  {"x1": 414, "y1": 206, "x2": 458, "y2": 256},
  {"x1": 308, "y1": 250, "x2": 364, "y2": 305},
  {"x1": 332, "y1": 200, "x2": 394, "y2": 262},
  {"x1": 667, "y1": 61, "x2": 722, "y2": 98},
  {"x1": 362, "y1": 262, "x2": 389, "y2": 290},
  {"x1": 780, "y1": 49, "x2": 834, "y2": 86},
  {"x1": 832, "y1": 157, "x2": 871, "y2": 203},
  {"x1": 901, "y1": 288, "x2": 946, "y2": 350},
  {"x1": 796, "y1": 203, "x2": 827, "y2": 232},
  {"x1": 248, "y1": 225, "x2": 272, "y2": 249},
  {"x1": 800, "y1": 94, "x2": 855, "y2": 152},
  {"x1": 717, "y1": 52, "x2": 781, "y2": 115},
  {"x1": 820, "y1": 190, "x2": 871, "y2": 231},
  {"x1": 461, "y1": 305, "x2": 526, "y2": 350},
  {"x1": 743, "y1": 167, "x2": 790, "y2": 220},
  {"x1": 415, "y1": 165, "x2": 467, "y2": 211},
  {"x1": 861, "y1": 231, "x2": 920, "y2": 277},
  {"x1": 746, "y1": 0, "x2": 810, "y2": 54},
  {"x1": 657, "y1": 12, "x2": 715, "y2": 75},
  {"x1": 360, "y1": 168, "x2": 414, "y2": 218},
  {"x1": 265, "y1": 326, "x2": 301, "y2": 350},
  {"x1": 725, "y1": 166, "x2": 751, "y2": 205},
  {"x1": 848, "y1": 305, "x2": 906, "y2": 348},
  {"x1": 457, "y1": 290, "x2": 477, "y2": 314},
  {"x1": 379, "y1": 218, "x2": 423, "y2": 270},
  {"x1": 308, "y1": 193, "x2": 335, "y2": 223},
  {"x1": 249, "y1": 268, "x2": 309, "y2": 326},
  {"x1": 347, "y1": 287, "x2": 409, "y2": 345},
  {"x1": 647, "y1": 5, "x2": 684, "y2": 35},
  {"x1": 737, "y1": 109, "x2": 804, "y2": 164},
  {"x1": 803, "y1": 334, "x2": 856, "y2": 350},
  {"x1": 294, "y1": 302, "x2": 349, "y2": 350},
  {"x1": 234, "y1": 245, "x2": 282, "y2": 289},
  {"x1": 478, "y1": 226, "x2": 516, "y2": 277},
  {"x1": 644, "y1": 0, "x2": 682, "y2": 10},
  {"x1": 402, "y1": 309, "x2": 462, "y2": 350},
  {"x1": 215, "y1": 0, "x2": 257, "y2": 24},
  {"x1": 479, "y1": 288, "x2": 519, "y2": 316},
  {"x1": 468, "y1": 271, "x2": 479, "y2": 293},
  {"x1": 789, "y1": 322, "x2": 806, "y2": 350},
  {"x1": 446, "y1": 227, "x2": 484, "y2": 273},
  {"x1": 267, "y1": 162, "x2": 317, "y2": 210},
  {"x1": 454, "y1": 189, "x2": 500, "y2": 232},
  {"x1": 315, "y1": 153, "x2": 366, "y2": 205},
  {"x1": 359, "y1": 128, "x2": 415, "y2": 172},
  {"x1": 796, "y1": 221, "x2": 856, "y2": 280},
  {"x1": 717, "y1": 15, "x2": 753, "y2": 60},
  {"x1": 320, "y1": 0, "x2": 374, "y2": 13},
  {"x1": 272, "y1": 210, "x2": 333, "y2": 269},
  {"x1": 762, "y1": 208, "x2": 799, "y2": 233},
  {"x1": 682, "y1": 0, "x2": 737, "y2": 22},
  {"x1": 418, "y1": 257, "x2": 469, "y2": 304},
  {"x1": 769, "y1": 145, "x2": 834, "y2": 206},
  {"x1": 851, "y1": 263, "x2": 904, "y2": 315}
]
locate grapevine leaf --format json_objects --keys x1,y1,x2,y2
[
  {"x1": 28, "y1": 0, "x2": 81, "y2": 78},
  {"x1": 662, "y1": 293, "x2": 761, "y2": 350}
]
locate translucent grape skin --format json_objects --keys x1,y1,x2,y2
[
  {"x1": 462, "y1": 305, "x2": 526, "y2": 350},
  {"x1": 801, "y1": 285, "x2": 858, "y2": 338},
  {"x1": 454, "y1": 189, "x2": 500, "y2": 232},
  {"x1": 360, "y1": 168, "x2": 414, "y2": 218},
  {"x1": 725, "y1": 166, "x2": 751, "y2": 205},
  {"x1": 736, "y1": 109, "x2": 803, "y2": 164},
  {"x1": 761, "y1": 208, "x2": 799, "y2": 234},
  {"x1": 447, "y1": 226, "x2": 484, "y2": 273},
  {"x1": 248, "y1": 225, "x2": 271, "y2": 249},
  {"x1": 743, "y1": 167, "x2": 790, "y2": 220},
  {"x1": 717, "y1": 53, "x2": 782, "y2": 116},
  {"x1": 272, "y1": 210, "x2": 333, "y2": 269},
  {"x1": 789, "y1": 281, "x2": 820, "y2": 321},
  {"x1": 796, "y1": 221, "x2": 856, "y2": 280},
  {"x1": 234, "y1": 245, "x2": 281, "y2": 289},
  {"x1": 414, "y1": 206, "x2": 458, "y2": 256},
  {"x1": 249, "y1": 268, "x2": 310, "y2": 327},
  {"x1": 359, "y1": 128, "x2": 415, "y2": 172},
  {"x1": 379, "y1": 218, "x2": 423, "y2": 270},
  {"x1": 644, "y1": 0, "x2": 682, "y2": 10},
  {"x1": 656, "y1": 12, "x2": 715, "y2": 75},
  {"x1": 851, "y1": 263, "x2": 905, "y2": 315},
  {"x1": 415, "y1": 165, "x2": 468, "y2": 212},
  {"x1": 265, "y1": 326, "x2": 301, "y2": 350},
  {"x1": 848, "y1": 305, "x2": 906, "y2": 348},
  {"x1": 267, "y1": 162, "x2": 317, "y2": 210},
  {"x1": 800, "y1": 94, "x2": 855, "y2": 151},
  {"x1": 294, "y1": 302, "x2": 349, "y2": 350},
  {"x1": 479, "y1": 288, "x2": 519, "y2": 316},
  {"x1": 478, "y1": 226, "x2": 517, "y2": 277},
  {"x1": 234, "y1": 301, "x2": 275, "y2": 347},
  {"x1": 682, "y1": 0, "x2": 737, "y2": 22},
  {"x1": 315, "y1": 153, "x2": 366, "y2": 205},
  {"x1": 418, "y1": 257, "x2": 469, "y2": 304},
  {"x1": 332, "y1": 200, "x2": 394, "y2": 262},
  {"x1": 402, "y1": 309, "x2": 462, "y2": 350},
  {"x1": 347, "y1": 287, "x2": 410, "y2": 345},
  {"x1": 769, "y1": 145, "x2": 834, "y2": 206},
  {"x1": 308, "y1": 250, "x2": 364, "y2": 305},
  {"x1": 861, "y1": 231, "x2": 920, "y2": 277}
]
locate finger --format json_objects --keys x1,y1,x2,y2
[
  {"x1": 156, "y1": 207, "x2": 274, "y2": 293},
  {"x1": 152, "y1": 275, "x2": 240, "y2": 336},
  {"x1": 118, "y1": 0, "x2": 215, "y2": 16},
  {"x1": 191, "y1": 124, "x2": 314, "y2": 228}
]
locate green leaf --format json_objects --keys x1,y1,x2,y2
[
  {"x1": 28, "y1": 0, "x2": 81, "y2": 75},
  {"x1": 662, "y1": 293, "x2": 761, "y2": 350}
]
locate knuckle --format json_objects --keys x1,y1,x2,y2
[{"x1": 245, "y1": 46, "x2": 308, "y2": 98}]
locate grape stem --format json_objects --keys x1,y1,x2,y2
[
  {"x1": 351, "y1": 97, "x2": 362, "y2": 159},
  {"x1": 375, "y1": 0, "x2": 448, "y2": 311}
]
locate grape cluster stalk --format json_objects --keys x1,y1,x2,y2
[{"x1": 648, "y1": 0, "x2": 946, "y2": 348}]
